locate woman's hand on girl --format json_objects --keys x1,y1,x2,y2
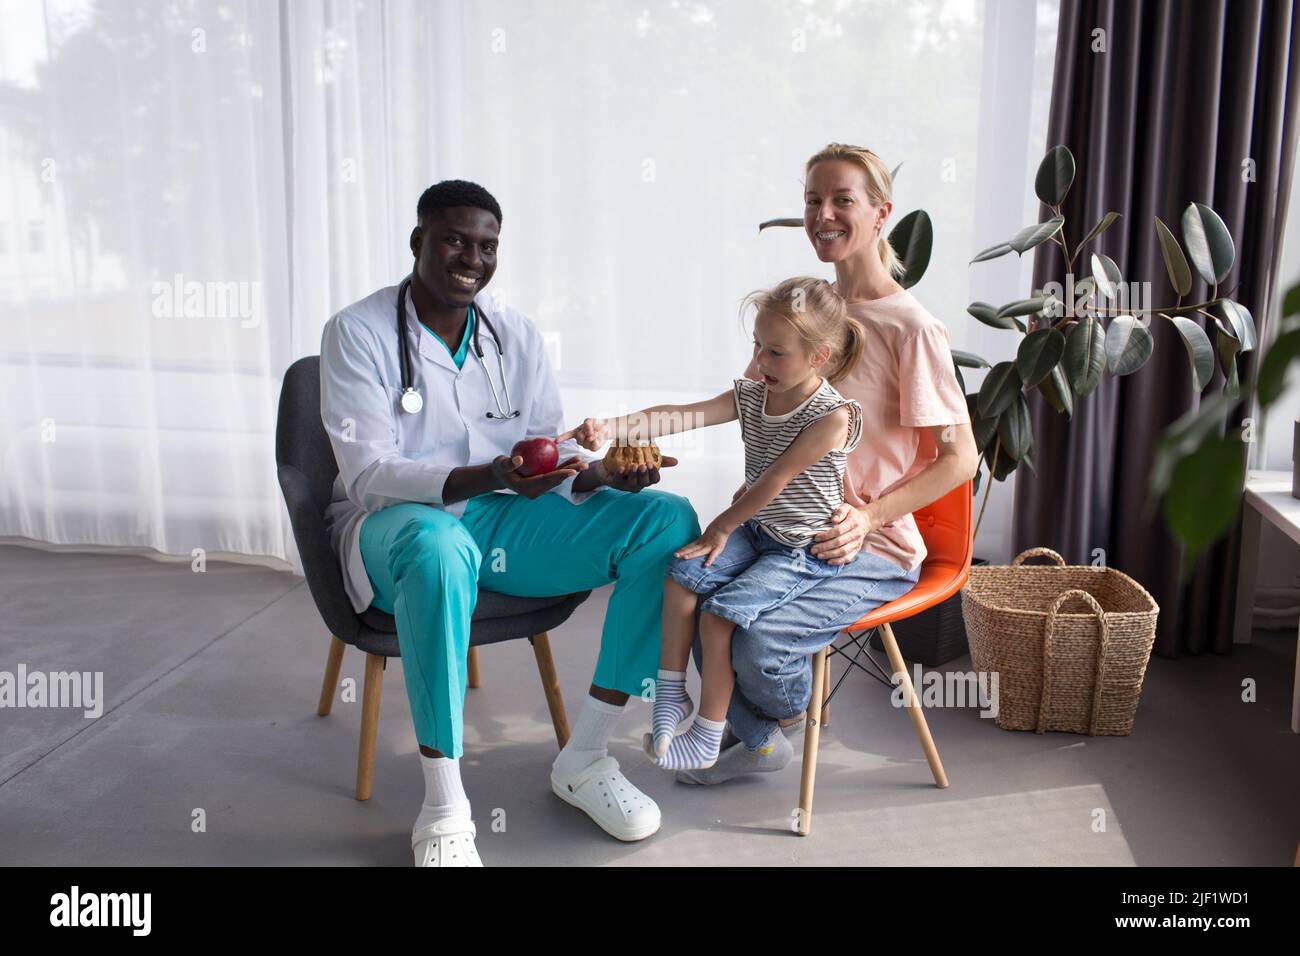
[
  {"x1": 675, "y1": 521, "x2": 731, "y2": 567},
  {"x1": 556, "y1": 417, "x2": 609, "y2": 451},
  {"x1": 810, "y1": 502, "x2": 882, "y2": 565}
]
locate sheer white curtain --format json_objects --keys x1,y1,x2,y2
[
  {"x1": 0, "y1": 0, "x2": 293, "y2": 564},
  {"x1": 0, "y1": 0, "x2": 1057, "y2": 572},
  {"x1": 457, "y1": 0, "x2": 1059, "y2": 548}
]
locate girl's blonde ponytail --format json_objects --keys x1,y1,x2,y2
[{"x1": 824, "y1": 313, "x2": 866, "y2": 384}]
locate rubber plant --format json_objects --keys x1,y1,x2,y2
[{"x1": 959, "y1": 144, "x2": 1255, "y2": 538}]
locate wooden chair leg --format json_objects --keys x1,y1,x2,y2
[
  {"x1": 797, "y1": 646, "x2": 829, "y2": 837},
  {"x1": 820, "y1": 649, "x2": 832, "y2": 727},
  {"x1": 878, "y1": 621, "x2": 948, "y2": 788},
  {"x1": 355, "y1": 653, "x2": 385, "y2": 801},
  {"x1": 317, "y1": 635, "x2": 346, "y2": 717},
  {"x1": 467, "y1": 646, "x2": 481, "y2": 689},
  {"x1": 529, "y1": 632, "x2": 570, "y2": 749}
]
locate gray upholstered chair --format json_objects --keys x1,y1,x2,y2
[{"x1": 275, "y1": 356, "x2": 589, "y2": 800}]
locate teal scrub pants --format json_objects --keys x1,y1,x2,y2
[{"x1": 358, "y1": 488, "x2": 700, "y2": 758}]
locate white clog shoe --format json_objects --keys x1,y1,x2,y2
[
  {"x1": 550, "y1": 755, "x2": 661, "y2": 842},
  {"x1": 412, "y1": 817, "x2": 483, "y2": 867}
]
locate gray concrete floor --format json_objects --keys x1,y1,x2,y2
[{"x1": 1, "y1": 544, "x2": 1297, "y2": 866}]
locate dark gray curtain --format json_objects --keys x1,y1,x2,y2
[{"x1": 1012, "y1": 0, "x2": 1300, "y2": 656}]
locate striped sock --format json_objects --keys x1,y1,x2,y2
[
  {"x1": 649, "y1": 670, "x2": 693, "y2": 757},
  {"x1": 655, "y1": 715, "x2": 726, "y2": 770}
]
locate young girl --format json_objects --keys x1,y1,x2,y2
[{"x1": 568, "y1": 277, "x2": 865, "y2": 770}]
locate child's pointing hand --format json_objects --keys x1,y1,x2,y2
[{"x1": 556, "y1": 417, "x2": 609, "y2": 452}]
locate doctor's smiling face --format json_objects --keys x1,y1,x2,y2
[{"x1": 409, "y1": 205, "x2": 500, "y2": 312}]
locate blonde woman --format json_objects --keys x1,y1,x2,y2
[{"x1": 677, "y1": 143, "x2": 981, "y2": 783}]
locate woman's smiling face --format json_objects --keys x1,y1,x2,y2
[{"x1": 803, "y1": 159, "x2": 888, "y2": 263}]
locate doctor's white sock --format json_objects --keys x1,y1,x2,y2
[
  {"x1": 552, "y1": 696, "x2": 625, "y2": 779},
  {"x1": 414, "y1": 754, "x2": 471, "y2": 832}
]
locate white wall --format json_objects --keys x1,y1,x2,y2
[{"x1": 1251, "y1": 133, "x2": 1300, "y2": 626}]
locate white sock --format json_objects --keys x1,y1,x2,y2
[
  {"x1": 552, "y1": 696, "x2": 625, "y2": 779},
  {"x1": 414, "y1": 754, "x2": 471, "y2": 832}
]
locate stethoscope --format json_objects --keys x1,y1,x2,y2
[{"x1": 395, "y1": 276, "x2": 519, "y2": 420}]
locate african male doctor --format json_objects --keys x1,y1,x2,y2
[{"x1": 320, "y1": 180, "x2": 699, "y2": 866}]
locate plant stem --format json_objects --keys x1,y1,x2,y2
[
  {"x1": 973, "y1": 437, "x2": 1000, "y2": 539},
  {"x1": 1050, "y1": 297, "x2": 1230, "y2": 331},
  {"x1": 1048, "y1": 203, "x2": 1072, "y2": 270}
]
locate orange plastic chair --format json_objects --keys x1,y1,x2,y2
[{"x1": 796, "y1": 479, "x2": 974, "y2": 836}]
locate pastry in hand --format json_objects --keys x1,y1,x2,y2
[{"x1": 602, "y1": 440, "x2": 663, "y2": 474}]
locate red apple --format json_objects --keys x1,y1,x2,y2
[{"x1": 511, "y1": 437, "x2": 559, "y2": 477}]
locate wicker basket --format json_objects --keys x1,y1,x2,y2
[{"x1": 960, "y1": 547, "x2": 1160, "y2": 736}]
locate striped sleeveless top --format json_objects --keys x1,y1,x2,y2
[{"x1": 733, "y1": 377, "x2": 863, "y2": 547}]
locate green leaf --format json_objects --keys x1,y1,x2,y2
[
  {"x1": 984, "y1": 435, "x2": 1020, "y2": 481},
  {"x1": 1016, "y1": 328, "x2": 1066, "y2": 387},
  {"x1": 890, "y1": 210, "x2": 933, "y2": 290},
  {"x1": 1154, "y1": 216, "x2": 1193, "y2": 297},
  {"x1": 976, "y1": 361, "x2": 1023, "y2": 419},
  {"x1": 971, "y1": 242, "x2": 1013, "y2": 264},
  {"x1": 952, "y1": 350, "x2": 991, "y2": 369},
  {"x1": 1182, "y1": 202, "x2": 1235, "y2": 286},
  {"x1": 973, "y1": 413, "x2": 999, "y2": 453},
  {"x1": 1168, "y1": 316, "x2": 1215, "y2": 392},
  {"x1": 1105, "y1": 316, "x2": 1155, "y2": 375},
  {"x1": 1218, "y1": 299, "x2": 1258, "y2": 353},
  {"x1": 1258, "y1": 325, "x2": 1300, "y2": 407},
  {"x1": 1161, "y1": 434, "x2": 1247, "y2": 558},
  {"x1": 1036, "y1": 364, "x2": 1074, "y2": 418},
  {"x1": 1076, "y1": 211, "x2": 1121, "y2": 255},
  {"x1": 1215, "y1": 324, "x2": 1242, "y2": 383},
  {"x1": 1091, "y1": 253, "x2": 1123, "y2": 300},
  {"x1": 757, "y1": 217, "x2": 803, "y2": 231},
  {"x1": 997, "y1": 296, "x2": 1049, "y2": 319},
  {"x1": 968, "y1": 301, "x2": 1023, "y2": 332},
  {"x1": 1035, "y1": 145, "x2": 1075, "y2": 206},
  {"x1": 1148, "y1": 390, "x2": 1238, "y2": 499},
  {"x1": 1063, "y1": 318, "x2": 1106, "y2": 396},
  {"x1": 1283, "y1": 279, "x2": 1300, "y2": 318},
  {"x1": 1007, "y1": 217, "x2": 1065, "y2": 255},
  {"x1": 997, "y1": 395, "x2": 1034, "y2": 461},
  {"x1": 967, "y1": 393, "x2": 998, "y2": 453}
]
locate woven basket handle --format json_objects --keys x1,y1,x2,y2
[
  {"x1": 1013, "y1": 547, "x2": 1067, "y2": 567},
  {"x1": 1039, "y1": 589, "x2": 1112, "y2": 735}
]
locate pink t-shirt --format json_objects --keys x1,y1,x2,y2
[{"x1": 835, "y1": 289, "x2": 969, "y2": 572}]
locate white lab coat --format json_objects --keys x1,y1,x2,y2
[{"x1": 319, "y1": 282, "x2": 600, "y2": 614}]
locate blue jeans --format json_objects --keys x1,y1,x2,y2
[
  {"x1": 691, "y1": 542, "x2": 921, "y2": 749},
  {"x1": 666, "y1": 520, "x2": 844, "y2": 629}
]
